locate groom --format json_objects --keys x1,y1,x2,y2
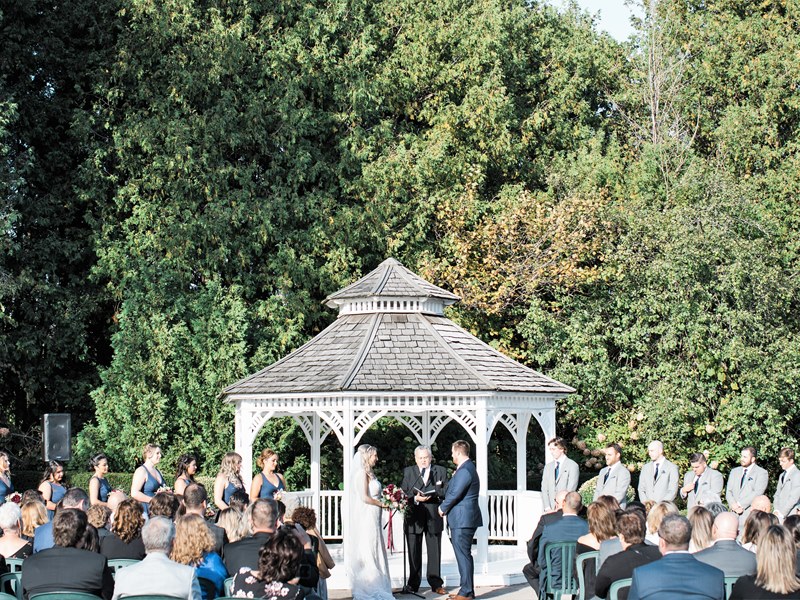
[{"x1": 439, "y1": 440, "x2": 482, "y2": 600}]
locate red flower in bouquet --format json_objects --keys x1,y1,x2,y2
[
  {"x1": 7, "y1": 492, "x2": 22, "y2": 504},
  {"x1": 380, "y1": 484, "x2": 408, "y2": 511}
]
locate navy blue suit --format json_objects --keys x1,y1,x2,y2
[
  {"x1": 628, "y1": 552, "x2": 725, "y2": 600},
  {"x1": 439, "y1": 459, "x2": 482, "y2": 598},
  {"x1": 537, "y1": 515, "x2": 588, "y2": 589}
]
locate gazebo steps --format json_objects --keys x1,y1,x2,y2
[{"x1": 325, "y1": 542, "x2": 528, "y2": 590}]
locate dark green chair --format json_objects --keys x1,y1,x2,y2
[
  {"x1": 107, "y1": 558, "x2": 140, "y2": 577},
  {"x1": 608, "y1": 577, "x2": 632, "y2": 600},
  {"x1": 4, "y1": 558, "x2": 22, "y2": 573},
  {"x1": 575, "y1": 550, "x2": 599, "y2": 600},
  {"x1": 116, "y1": 596, "x2": 183, "y2": 600},
  {"x1": 29, "y1": 594, "x2": 103, "y2": 600},
  {"x1": 0, "y1": 572, "x2": 21, "y2": 600},
  {"x1": 0, "y1": 592, "x2": 17, "y2": 600},
  {"x1": 542, "y1": 541, "x2": 579, "y2": 600},
  {"x1": 725, "y1": 576, "x2": 738, "y2": 599},
  {"x1": 224, "y1": 577, "x2": 234, "y2": 595}
]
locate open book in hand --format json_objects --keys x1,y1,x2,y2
[{"x1": 414, "y1": 485, "x2": 438, "y2": 497}]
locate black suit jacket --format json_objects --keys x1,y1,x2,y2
[
  {"x1": 595, "y1": 542, "x2": 662, "y2": 599},
  {"x1": 22, "y1": 546, "x2": 114, "y2": 600},
  {"x1": 527, "y1": 510, "x2": 563, "y2": 566},
  {"x1": 207, "y1": 521, "x2": 227, "y2": 557},
  {"x1": 223, "y1": 531, "x2": 319, "y2": 588},
  {"x1": 401, "y1": 464, "x2": 449, "y2": 534}
]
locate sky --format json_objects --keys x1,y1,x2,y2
[{"x1": 553, "y1": 0, "x2": 641, "y2": 42}]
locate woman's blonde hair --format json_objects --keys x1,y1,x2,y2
[
  {"x1": 586, "y1": 502, "x2": 617, "y2": 542},
  {"x1": 687, "y1": 505, "x2": 713, "y2": 552},
  {"x1": 646, "y1": 501, "x2": 678, "y2": 534},
  {"x1": 171, "y1": 513, "x2": 214, "y2": 566},
  {"x1": 0, "y1": 451, "x2": 10, "y2": 475},
  {"x1": 216, "y1": 507, "x2": 248, "y2": 543},
  {"x1": 219, "y1": 452, "x2": 244, "y2": 486},
  {"x1": 113, "y1": 498, "x2": 144, "y2": 543},
  {"x1": 755, "y1": 525, "x2": 800, "y2": 594},
  {"x1": 256, "y1": 449, "x2": 277, "y2": 471},
  {"x1": 20, "y1": 500, "x2": 48, "y2": 537},
  {"x1": 143, "y1": 444, "x2": 161, "y2": 461},
  {"x1": 358, "y1": 444, "x2": 377, "y2": 478}
]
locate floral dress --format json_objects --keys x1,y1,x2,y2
[{"x1": 230, "y1": 568, "x2": 306, "y2": 600}]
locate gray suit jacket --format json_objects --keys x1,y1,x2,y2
[
  {"x1": 694, "y1": 539, "x2": 757, "y2": 578},
  {"x1": 774, "y1": 464, "x2": 800, "y2": 518},
  {"x1": 112, "y1": 552, "x2": 201, "y2": 600},
  {"x1": 638, "y1": 460, "x2": 679, "y2": 503},
  {"x1": 681, "y1": 467, "x2": 724, "y2": 509},
  {"x1": 541, "y1": 457, "x2": 579, "y2": 510},
  {"x1": 726, "y1": 463, "x2": 768, "y2": 525},
  {"x1": 594, "y1": 463, "x2": 631, "y2": 506}
]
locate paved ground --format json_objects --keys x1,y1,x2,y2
[{"x1": 329, "y1": 583, "x2": 532, "y2": 600}]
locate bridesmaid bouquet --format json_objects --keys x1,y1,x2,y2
[{"x1": 7, "y1": 492, "x2": 21, "y2": 504}]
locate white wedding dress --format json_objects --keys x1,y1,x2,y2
[{"x1": 347, "y1": 465, "x2": 394, "y2": 600}]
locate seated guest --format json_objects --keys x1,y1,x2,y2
[
  {"x1": 730, "y1": 525, "x2": 800, "y2": 599},
  {"x1": 230, "y1": 527, "x2": 307, "y2": 599},
  {"x1": 101, "y1": 498, "x2": 146, "y2": 559},
  {"x1": 224, "y1": 497, "x2": 318, "y2": 589},
  {"x1": 227, "y1": 489, "x2": 250, "y2": 514},
  {"x1": 688, "y1": 505, "x2": 714, "y2": 552},
  {"x1": 21, "y1": 499, "x2": 48, "y2": 542},
  {"x1": 783, "y1": 515, "x2": 800, "y2": 577},
  {"x1": 694, "y1": 512, "x2": 756, "y2": 578},
  {"x1": 595, "y1": 510, "x2": 661, "y2": 599},
  {"x1": 183, "y1": 484, "x2": 226, "y2": 555},
  {"x1": 171, "y1": 514, "x2": 226, "y2": 600},
  {"x1": 742, "y1": 510, "x2": 779, "y2": 553},
  {"x1": 594, "y1": 496, "x2": 623, "y2": 568},
  {"x1": 22, "y1": 508, "x2": 114, "y2": 599},
  {"x1": 645, "y1": 501, "x2": 678, "y2": 546},
  {"x1": 703, "y1": 502, "x2": 728, "y2": 518},
  {"x1": 628, "y1": 514, "x2": 724, "y2": 600},
  {"x1": 292, "y1": 506, "x2": 336, "y2": 600},
  {"x1": 79, "y1": 523, "x2": 101, "y2": 553},
  {"x1": 112, "y1": 516, "x2": 201, "y2": 600},
  {"x1": 538, "y1": 491, "x2": 588, "y2": 591},
  {"x1": 216, "y1": 507, "x2": 247, "y2": 544},
  {"x1": 88, "y1": 504, "x2": 113, "y2": 540},
  {"x1": 0, "y1": 501, "x2": 33, "y2": 559},
  {"x1": 150, "y1": 491, "x2": 181, "y2": 521},
  {"x1": 523, "y1": 489, "x2": 567, "y2": 593},
  {"x1": 576, "y1": 501, "x2": 617, "y2": 598},
  {"x1": 34, "y1": 487, "x2": 90, "y2": 552},
  {"x1": 752, "y1": 495, "x2": 773, "y2": 514}
]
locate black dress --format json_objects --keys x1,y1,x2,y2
[
  {"x1": 100, "y1": 532, "x2": 146, "y2": 560},
  {"x1": 730, "y1": 576, "x2": 800, "y2": 599},
  {"x1": 4, "y1": 540, "x2": 33, "y2": 559}
]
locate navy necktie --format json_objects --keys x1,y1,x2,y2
[
  {"x1": 740, "y1": 469, "x2": 747, "y2": 488},
  {"x1": 654, "y1": 463, "x2": 659, "y2": 482},
  {"x1": 420, "y1": 467, "x2": 426, "y2": 482},
  {"x1": 603, "y1": 469, "x2": 610, "y2": 484},
  {"x1": 694, "y1": 477, "x2": 699, "y2": 494},
  {"x1": 555, "y1": 462, "x2": 560, "y2": 482}
]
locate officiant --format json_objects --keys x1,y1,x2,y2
[{"x1": 401, "y1": 445, "x2": 450, "y2": 595}]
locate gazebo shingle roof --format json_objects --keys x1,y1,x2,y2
[{"x1": 223, "y1": 258, "x2": 574, "y2": 396}]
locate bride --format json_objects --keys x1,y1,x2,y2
[{"x1": 347, "y1": 444, "x2": 395, "y2": 600}]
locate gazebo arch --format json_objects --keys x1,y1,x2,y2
[{"x1": 221, "y1": 258, "x2": 574, "y2": 581}]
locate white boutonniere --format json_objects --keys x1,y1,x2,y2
[{"x1": 436, "y1": 481, "x2": 442, "y2": 485}]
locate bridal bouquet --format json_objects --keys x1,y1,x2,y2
[
  {"x1": 6, "y1": 492, "x2": 21, "y2": 504},
  {"x1": 381, "y1": 484, "x2": 408, "y2": 553}
]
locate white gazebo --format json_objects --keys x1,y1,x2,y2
[{"x1": 220, "y1": 258, "x2": 574, "y2": 582}]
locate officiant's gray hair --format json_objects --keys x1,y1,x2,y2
[{"x1": 414, "y1": 446, "x2": 432, "y2": 458}]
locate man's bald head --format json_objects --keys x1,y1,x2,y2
[
  {"x1": 752, "y1": 495, "x2": 771, "y2": 513},
  {"x1": 554, "y1": 490, "x2": 569, "y2": 509},
  {"x1": 563, "y1": 492, "x2": 582, "y2": 515},
  {"x1": 712, "y1": 512, "x2": 739, "y2": 540},
  {"x1": 108, "y1": 490, "x2": 127, "y2": 514}
]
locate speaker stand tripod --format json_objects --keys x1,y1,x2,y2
[{"x1": 397, "y1": 524, "x2": 424, "y2": 599}]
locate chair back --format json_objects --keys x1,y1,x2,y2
[
  {"x1": 0, "y1": 572, "x2": 21, "y2": 600},
  {"x1": 0, "y1": 592, "x2": 17, "y2": 600},
  {"x1": 107, "y1": 558, "x2": 140, "y2": 577},
  {"x1": 608, "y1": 577, "x2": 632, "y2": 600},
  {"x1": 29, "y1": 594, "x2": 103, "y2": 600},
  {"x1": 543, "y1": 541, "x2": 579, "y2": 600},
  {"x1": 575, "y1": 550, "x2": 599, "y2": 600},
  {"x1": 4, "y1": 558, "x2": 23, "y2": 573},
  {"x1": 224, "y1": 577, "x2": 234, "y2": 595},
  {"x1": 724, "y1": 576, "x2": 738, "y2": 599}
]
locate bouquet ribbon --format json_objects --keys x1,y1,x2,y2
[{"x1": 386, "y1": 509, "x2": 395, "y2": 553}]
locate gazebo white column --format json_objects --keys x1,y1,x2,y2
[
  {"x1": 475, "y1": 406, "x2": 489, "y2": 571},
  {"x1": 311, "y1": 414, "x2": 322, "y2": 510}
]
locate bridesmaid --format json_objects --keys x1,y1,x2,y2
[
  {"x1": 38, "y1": 460, "x2": 66, "y2": 519},
  {"x1": 174, "y1": 454, "x2": 198, "y2": 496},
  {"x1": 89, "y1": 453, "x2": 113, "y2": 506},
  {"x1": 249, "y1": 448, "x2": 286, "y2": 500},
  {"x1": 0, "y1": 452, "x2": 13, "y2": 505},
  {"x1": 131, "y1": 443, "x2": 166, "y2": 515},
  {"x1": 213, "y1": 452, "x2": 245, "y2": 510}
]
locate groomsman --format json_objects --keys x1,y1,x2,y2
[
  {"x1": 774, "y1": 447, "x2": 800, "y2": 520},
  {"x1": 439, "y1": 440, "x2": 482, "y2": 600},
  {"x1": 594, "y1": 443, "x2": 631, "y2": 507},
  {"x1": 541, "y1": 437, "x2": 579, "y2": 512},
  {"x1": 401, "y1": 446, "x2": 449, "y2": 594},
  {"x1": 638, "y1": 440, "x2": 679, "y2": 503},
  {"x1": 726, "y1": 446, "x2": 768, "y2": 526},
  {"x1": 680, "y1": 453, "x2": 724, "y2": 509}
]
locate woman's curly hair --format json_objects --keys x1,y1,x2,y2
[
  {"x1": 257, "y1": 528, "x2": 303, "y2": 583},
  {"x1": 113, "y1": 498, "x2": 144, "y2": 543},
  {"x1": 170, "y1": 513, "x2": 214, "y2": 566}
]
